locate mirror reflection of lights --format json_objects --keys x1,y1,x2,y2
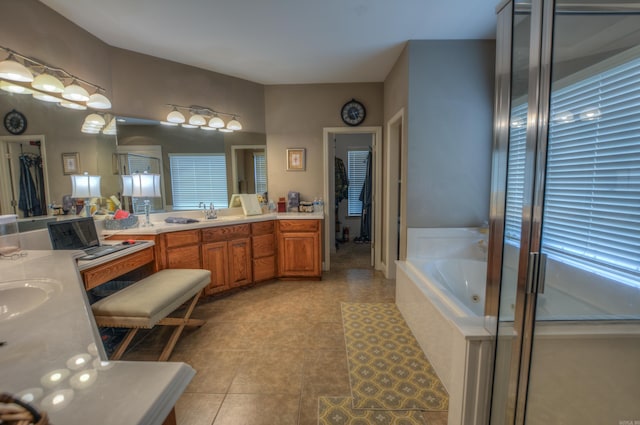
[
  {"x1": 510, "y1": 118, "x2": 526, "y2": 129},
  {"x1": 579, "y1": 108, "x2": 601, "y2": 121},
  {"x1": 66, "y1": 353, "x2": 92, "y2": 370},
  {"x1": 70, "y1": 369, "x2": 98, "y2": 390},
  {"x1": 15, "y1": 388, "x2": 44, "y2": 404},
  {"x1": 93, "y1": 358, "x2": 114, "y2": 371},
  {"x1": 87, "y1": 342, "x2": 99, "y2": 356},
  {"x1": 40, "y1": 389, "x2": 74, "y2": 412},
  {"x1": 552, "y1": 111, "x2": 574, "y2": 123},
  {"x1": 41, "y1": 368, "x2": 70, "y2": 388}
]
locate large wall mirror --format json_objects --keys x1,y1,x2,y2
[
  {"x1": 0, "y1": 90, "x2": 267, "y2": 221},
  {"x1": 0, "y1": 89, "x2": 118, "y2": 219},
  {"x1": 111, "y1": 118, "x2": 267, "y2": 210}
]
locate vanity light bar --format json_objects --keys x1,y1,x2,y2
[
  {"x1": 0, "y1": 45, "x2": 111, "y2": 110},
  {"x1": 165, "y1": 104, "x2": 243, "y2": 132}
]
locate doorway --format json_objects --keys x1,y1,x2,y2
[
  {"x1": 0, "y1": 135, "x2": 50, "y2": 218},
  {"x1": 322, "y1": 126, "x2": 382, "y2": 272}
]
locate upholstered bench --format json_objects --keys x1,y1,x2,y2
[{"x1": 91, "y1": 269, "x2": 211, "y2": 361}]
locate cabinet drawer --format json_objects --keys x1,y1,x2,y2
[
  {"x1": 278, "y1": 219, "x2": 319, "y2": 232},
  {"x1": 167, "y1": 245, "x2": 201, "y2": 268},
  {"x1": 82, "y1": 247, "x2": 154, "y2": 290},
  {"x1": 252, "y1": 233, "x2": 275, "y2": 257},
  {"x1": 165, "y1": 230, "x2": 200, "y2": 248},
  {"x1": 202, "y1": 224, "x2": 250, "y2": 242},
  {"x1": 251, "y1": 220, "x2": 274, "y2": 235}
]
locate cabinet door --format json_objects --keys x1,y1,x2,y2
[
  {"x1": 278, "y1": 232, "x2": 320, "y2": 277},
  {"x1": 202, "y1": 241, "x2": 229, "y2": 295},
  {"x1": 167, "y1": 245, "x2": 201, "y2": 269},
  {"x1": 228, "y1": 238, "x2": 252, "y2": 287},
  {"x1": 253, "y1": 256, "x2": 276, "y2": 282}
]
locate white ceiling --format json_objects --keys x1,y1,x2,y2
[{"x1": 40, "y1": 0, "x2": 498, "y2": 85}]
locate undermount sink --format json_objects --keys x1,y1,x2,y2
[{"x1": 0, "y1": 279, "x2": 61, "y2": 322}]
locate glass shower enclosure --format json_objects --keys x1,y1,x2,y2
[{"x1": 488, "y1": 1, "x2": 640, "y2": 424}]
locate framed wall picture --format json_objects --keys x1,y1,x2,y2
[
  {"x1": 286, "y1": 148, "x2": 306, "y2": 171},
  {"x1": 62, "y1": 152, "x2": 80, "y2": 175}
]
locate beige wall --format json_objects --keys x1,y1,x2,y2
[
  {"x1": 0, "y1": 0, "x2": 112, "y2": 94},
  {"x1": 264, "y1": 83, "x2": 383, "y2": 203},
  {"x1": 384, "y1": 45, "x2": 409, "y2": 122},
  {"x1": 109, "y1": 49, "x2": 266, "y2": 134}
]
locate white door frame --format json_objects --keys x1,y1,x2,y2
[
  {"x1": 0, "y1": 135, "x2": 50, "y2": 216},
  {"x1": 323, "y1": 126, "x2": 382, "y2": 271},
  {"x1": 230, "y1": 144, "x2": 267, "y2": 194},
  {"x1": 383, "y1": 108, "x2": 406, "y2": 279}
]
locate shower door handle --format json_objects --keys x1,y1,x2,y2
[
  {"x1": 537, "y1": 253, "x2": 547, "y2": 294},
  {"x1": 526, "y1": 252, "x2": 547, "y2": 294}
]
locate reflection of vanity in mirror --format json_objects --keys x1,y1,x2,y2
[
  {"x1": 0, "y1": 90, "x2": 267, "y2": 224},
  {"x1": 0, "y1": 89, "x2": 119, "y2": 221},
  {"x1": 115, "y1": 117, "x2": 267, "y2": 211}
]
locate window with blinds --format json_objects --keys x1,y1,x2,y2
[
  {"x1": 506, "y1": 51, "x2": 640, "y2": 285},
  {"x1": 169, "y1": 154, "x2": 228, "y2": 210},
  {"x1": 254, "y1": 152, "x2": 267, "y2": 195},
  {"x1": 347, "y1": 150, "x2": 369, "y2": 216}
]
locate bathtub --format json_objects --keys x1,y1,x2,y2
[
  {"x1": 396, "y1": 227, "x2": 640, "y2": 425},
  {"x1": 396, "y1": 228, "x2": 492, "y2": 425}
]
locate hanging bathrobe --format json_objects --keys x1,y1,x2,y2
[
  {"x1": 335, "y1": 156, "x2": 349, "y2": 205},
  {"x1": 358, "y1": 150, "x2": 372, "y2": 242},
  {"x1": 18, "y1": 154, "x2": 43, "y2": 217}
]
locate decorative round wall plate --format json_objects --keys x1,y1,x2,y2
[
  {"x1": 341, "y1": 99, "x2": 366, "y2": 126},
  {"x1": 4, "y1": 109, "x2": 27, "y2": 135}
]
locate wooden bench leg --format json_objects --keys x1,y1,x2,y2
[
  {"x1": 157, "y1": 289, "x2": 204, "y2": 361},
  {"x1": 110, "y1": 328, "x2": 139, "y2": 361}
]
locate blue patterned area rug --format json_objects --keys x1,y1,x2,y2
[{"x1": 341, "y1": 303, "x2": 448, "y2": 411}]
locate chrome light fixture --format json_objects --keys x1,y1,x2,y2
[
  {"x1": 0, "y1": 80, "x2": 33, "y2": 94},
  {"x1": 0, "y1": 54, "x2": 33, "y2": 82},
  {"x1": 31, "y1": 73, "x2": 64, "y2": 93},
  {"x1": 226, "y1": 116, "x2": 242, "y2": 131},
  {"x1": 60, "y1": 99, "x2": 87, "y2": 110},
  {"x1": 208, "y1": 115, "x2": 225, "y2": 128},
  {"x1": 63, "y1": 81, "x2": 90, "y2": 101},
  {"x1": 189, "y1": 113, "x2": 206, "y2": 126},
  {"x1": 86, "y1": 92, "x2": 112, "y2": 109},
  {"x1": 1, "y1": 45, "x2": 112, "y2": 111},
  {"x1": 165, "y1": 104, "x2": 242, "y2": 132},
  {"x1": 166, "y1": 108, "x2": 186, "y2": 124}
]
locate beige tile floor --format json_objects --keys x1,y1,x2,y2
[{"x1": 121, "y1": 241, "x2": 447, "y2": 425}]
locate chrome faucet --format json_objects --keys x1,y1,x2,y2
[{"x1": 200, "y1": 202, "x2": 217, "y2": 219}]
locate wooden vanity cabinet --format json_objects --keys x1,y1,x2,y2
[
  {"x1": 201, "y1": 224, "x2": 252, "y2": 294},
  {"x1": 277, "y1": 219, "x2": 321, "y2": 279},
  {"x1": 163, "y1": 229, "x2": 201, "y2": 269},
  {"x1": 251, "y1": 221, "x2": 276, "y2": 282}
]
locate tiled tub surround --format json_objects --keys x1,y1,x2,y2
[
  {"x1": 0, "y1": 250, "x2": 194, "y2": 425},
  {"x1": 396, "y1": 228, "x2": 640, "y2": 425}
]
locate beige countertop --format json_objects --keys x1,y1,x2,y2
[
  {"x1": 0, "y1": 250, "x2": 194, "y2": 425},
  {"x1": 100, "y1": 209, "x2": 324, "y2": 237}
]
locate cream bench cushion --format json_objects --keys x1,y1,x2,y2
[{"x1": 92, "y1": 269, "x2": 211, "y2": 328}]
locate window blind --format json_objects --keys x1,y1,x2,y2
[
  {"x1": 505, "y1": 52, "x2": 640, "y2": 284},
  {"x1": 543, "y1": 55, "x2": 640, "y2": 277},
  {"x1": 347, "y1": 150, "x2": 369, "y2": 216},
  {"x1": 169, "y1": 154, "x2": 228, "y2": 210},
  {"x1": 254, "y1": 152, "x2": 267, "y2": 195}
]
